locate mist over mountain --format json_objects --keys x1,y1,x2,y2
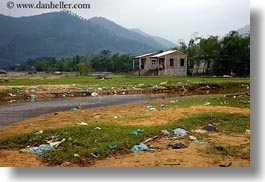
[
  {"x1": 89, "y1": 17, "x2": 170, "y2": 50},
  {"x1": 237, "y1": 25, "x2": 250, "y2": 36},
  {"x1": 130, "y1": 28, "x2": 176, "y2": 49}
]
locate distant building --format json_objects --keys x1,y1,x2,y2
[{"x1": 134, "y1": 50, "x2": 187, "y2": 76}]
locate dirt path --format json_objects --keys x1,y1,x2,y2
[{"x1": 0, "y1": 99, "x2": 250, "y2": 167}]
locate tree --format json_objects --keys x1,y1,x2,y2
[{"x1": 77, "y1": 57, "x2": 93, "y2": 76}]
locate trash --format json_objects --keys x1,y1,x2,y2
[
  {"x1": 173, "y1": 128, "x2": 187, "y2": 135},
  {"x1": 149, "y1": 107, "x2": 156, "y2": 111},
  {"x1": 130, "y1": 131, "x2": 138, "y2": 136},
  {"x1": 77, "y1": 121, "x2": 88, "y2": 126},
  {"x1": 76, "y1": 103, "x2": 82, "y2": 110},
  {"x1": 21, "y1": 144, "x2": 55, "y2": 155},
  {"x1": 146, "y1": 105, "x2": 154, "y2": 109},
  {"x1": 245, "y1": 129, "x2": 250, "y2": 135},
  {"x1": 131, "y1": 143, "x2": 148, "y2": 152},
  {"x1": 219, "y1": 162, "x2": 232, "y2": 167},
  {"x1": 168, "y1": 143, "x2": 187, "y2": 149},
  {"x1": 203, "y1": 124, "x2": 216, "y2": 131},
  {"x1": 70, "y1": 108, "x2": 77, "y2": 111},
  {"x1": 60, "y1": 161, "x2": 71, "y2": 167},
  {"x1": 35, "y1": 130, "x2": 43, "y2": 135},
  {"x1": 189, "y1": 136, "x2": 208, "y2": 144},
  {"x1": 31, "y1": 94, "x2": 37, "y2": 99},
  {"x1": 108, "y1": 144, "x2": 118, "y2": 150},
  {"x1": 95, "y1": 127, "x2": 102, "y2": 130},
  {"x1": 189, "y1": 135, "x2": 197, "y2": 140},
  {"x1": 74, "y1": 153, "x2": 80, "y2": 157},
  {"x1": 91, "y1": 92, "x2": 98, "y2": 97},
  {"x1": 192, "y1": 139, "x2": 208, "y2": 144},
  {"x1": 94, "y1": 112, "x2": 103, "y2": 119},
  {"x1": 130, "y1": 129, "x2": 144, "y2": 136},
  {"x1": 28, "y1": 123, "x2": 33, "y2": 126},
  {"x1": 160, "y1": 104, "x2": 166, "y2": 109},
  {"x1": 204, "y1": 102, "x2": 211, "y2": 106},
  {"x1": 143, "y1": 136, "x2": 158, "y2": 144},
  {"x1": 47, "y1": 138, "x2": 66, "y2": 148},
  {"x1": 114, "y1": 116, "x2": 118, "y2": 119},
  {"x1": 191, "y1": 129, "x2": 207, "y2": 134},
  {"x1": 161, "y1": 130, "x2": 170, "y2": 135}
]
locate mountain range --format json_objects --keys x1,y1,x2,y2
[{"x1": 0, "y1": 11, "x2": 176, "y2": 68}]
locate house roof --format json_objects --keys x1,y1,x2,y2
[
  {"x1": 134, "y1": 52, "x2": 158, "y2": 59},
  {"x1": 151, "y1": 50, "x2": 186, "y2": 58}
]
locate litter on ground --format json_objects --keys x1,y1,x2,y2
[
  {"x1": 131, "y1": 143, "x2": 148, "y2": 152},
  {"x1": 21, "y1": 144, "x2": 55, "y2": 155},
  {"x1": 168, "y1": 143, "x2": 187, "y2": 149},
  {"x1": 203, "y1": 124, "x2": 217, "y2": 131}
]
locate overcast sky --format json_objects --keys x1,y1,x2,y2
[{"x1": 0, "y1": 0, "x2": 250, "y2": 44}]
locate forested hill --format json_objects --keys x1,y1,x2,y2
[{"x1": 0, "y1": 11, "x2": 170, "y2": 68}]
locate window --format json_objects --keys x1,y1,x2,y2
[
  {"x1": 180, "y1": 58, "x2": 185, "y2": 66},
  {"x1": 151, "y1": 60, "x2": 156, "y2": 67},
  {"x1": 170, "y1": 58, "x2": 174, "y2": 66}
]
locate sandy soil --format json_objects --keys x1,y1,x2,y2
[{"x1": 0, "y1": 99, "x2": 250, "y2": 167}]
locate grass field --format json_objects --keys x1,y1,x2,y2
[{"x1": 0, "y1": 73, "x2": 250, "y2": 87}]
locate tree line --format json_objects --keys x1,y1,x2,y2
[
  {"x1": 13, "y1": 50, "x2": 134, "y2": 75},
  {"x1": 176, "y1": 31, "x2": 250, "y2": 76}
]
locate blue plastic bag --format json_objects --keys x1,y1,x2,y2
[{"x1": 131, "y1": 143, "x2": 148, "y2": 152}]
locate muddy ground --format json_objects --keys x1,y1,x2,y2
[
  {"x1": 0, "y1": 82, "x2": 248, "y2": 102},
  {"x1": 0, "y1": 98, "x2": 250, "y2": 167}
]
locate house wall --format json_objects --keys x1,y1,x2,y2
[
  {"x1": 138, "y1": 52, "x2": 187, "y2": 76},
  {"x1": 160, "y1": 54, "x2": 187, "y2": 76}
]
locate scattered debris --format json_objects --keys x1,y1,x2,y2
[
  {"x1": 161, "y1": 130, "x2": 170, "y2": 135},
  {"x1": 21, "y1": 144, "x2": 55, "y2": 155},
  {"x1": 203, "y1": 124, "x2": 217, "y2": 131},
  {"x1": 168, "y1": 143, "x2": 187, "y2": 149},
  {"x1": 191, "y1": 129, "x2": 207, "y2": 134},
  {"x1": 95, "y1": 127, "x2": 102, "y2": 130},
  {"x1": 60, "y1": 161, "x2": 71, "y2": 167},
  {"x1": 91, "y1": 92, "x2": 98, "y2": 97},
  {"x1": 146, "y1": 105, "x2": 154, "y2": 109},
  {"x1": 219, "y1": 162, "x2": 232, "y2": 167},
  {"x1": 173, "y1": 128, "x2": 187, "y2": 135},
  {"x1": 143, "y1": 136, "x2": 158, "y2": 144},
  {"x1": 35, "y1": 130, "x2": 43, "y2": 135},
  {"x1": 189, "y1": 135, "x2": 208, "y2": 144},
  {"x1": 76, "y1": 121, "x2": 88, "y2": 126},
  {"x1": 108, "y1": 144, "x2": 118, "y2": 150},
  {"x1": 160, "y1": 104, "x2": 166, "y2": 109},
  {"x1": 130, "y1": 129, "x2": 144, "y2": 136},
  {"x1": 131, "y1": 143, "x2": 148, "y2": 152},
  {"x1": 204, "y1": 102, "x2": 211, "y2": 106},
  {"x1": 47, "y1": 138, "x2": 66, "y2": 148},
  {"x1": 245, "y1": 129, "x2": 250, "y2": 135}
]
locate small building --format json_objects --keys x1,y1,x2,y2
[{"x1": 134, "y1": 50, "x2": 187, "y2": 76}]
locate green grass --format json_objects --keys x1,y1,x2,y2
[
  {"x1": 0, "y1": 74, "x2": 250, "y2": 87},
  {"x1": 206, "y1": 144, "x2": 250, "y2": 160},
  {"x1": 0, "y1": 112, "x2": 250, "y2": 166},
  {"x1": 167, "y1": 93, "x2": 250, "y2": 108}
]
